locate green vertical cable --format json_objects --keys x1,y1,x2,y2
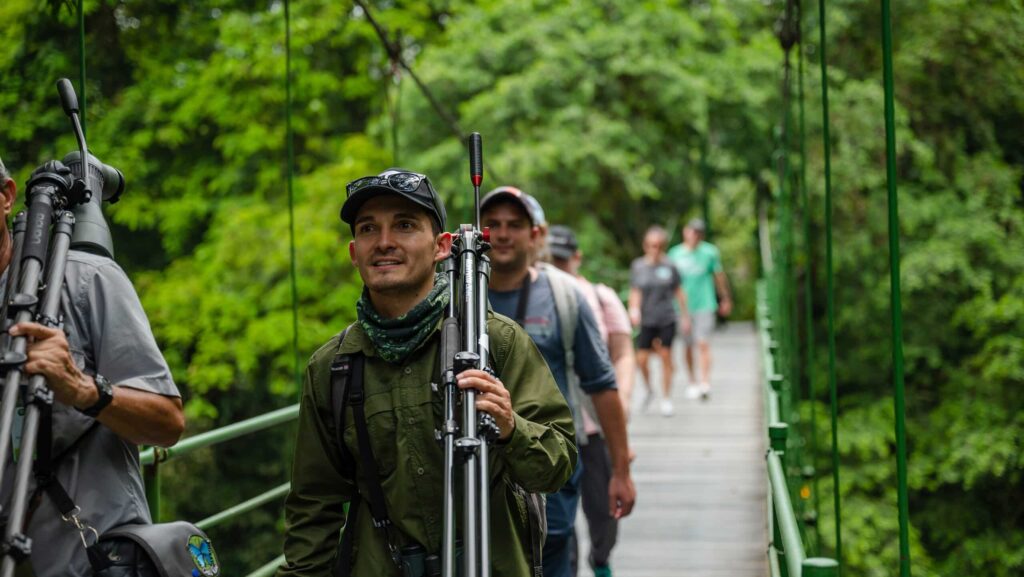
[
  {"x1": 880, "y1": 1, "x2": 912, "y2": 575},
  {"x1": 701, "y1": 136, "x2": 711, "y2": 239},
  {"x1": 784, "y1": 32, "x2": 804, "y2": 528},
  {"x1": 776, "y1": 50, "x2": 790, "y2": 426},
  {"x1": 778, "y1": 29, "x2": 800, "y2": 482},
  {"x1": 392, "y1": 75, "x2": 402, "y2": 164},
  {"x1": 797, "y1": 0, "x2": 820, "y2": 553},
  {"x1": 285, "y1": 0, "x2": 301, "y2": 388},
  {"x1": 818, "y1": 0, "x2": 843, "y2": 570},
  {"x1": 78, "y1": 0, "x2": 86, "y2": 135}
]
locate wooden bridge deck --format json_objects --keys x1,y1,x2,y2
[{"x1": 577, "y1": 321, "x2": 768, "y2": 577}]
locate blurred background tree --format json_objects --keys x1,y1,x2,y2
[{"x1": 0, "y1": 0, "x2": 1020, "y2": 574}]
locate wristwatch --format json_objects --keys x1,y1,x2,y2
[{"x1": 78, "y1": 373, "x2": 114, "y2": 418}]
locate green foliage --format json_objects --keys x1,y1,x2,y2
[
  {"x1": 790, "y1": 2, "x2": 1024, "y2": 575},
  {"x1": 0, "y1": 1, "x2": 402, "y2": 571},
  {"x1": 396, "y1": 0, "x2": 773, "y2": 309},
  {"x1": 1, "y1": 0, "x2": 1021, "y2": 575}
]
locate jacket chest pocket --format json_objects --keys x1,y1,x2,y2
[{"x1": 343, "y1": 403, "x2": 398, "y2": 480}]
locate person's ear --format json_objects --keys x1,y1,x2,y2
[
  {"x1": 434, "y1": 232, "x2": 453, "y2": 263},
  {"x1": 348, "y1": 240, "x2": 357, "y2": 265},
  {"x1": 1, "y1": 178, "x2": 16, "y2": 218}
]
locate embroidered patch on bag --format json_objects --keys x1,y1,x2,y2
[{"x1": 186, "y1": 535, "x2": 220, "y2": 576}]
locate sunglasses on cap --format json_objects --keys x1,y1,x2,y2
[
  {"x1": 343, "y1": 170, "x2": 446, "y2": 230},
  {"x1": 346, "y1": 171, "x2": 426, "y2": 196}
]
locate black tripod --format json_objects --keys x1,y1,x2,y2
[{"x1": 0, "y1": 79, "x2": 120, "y2": 576}]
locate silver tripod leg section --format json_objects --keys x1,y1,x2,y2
[
  {"x1": 478, "y1": 441, "x2": 491, "y2": 577},
  {"x1": 476, "y1": 258, "x2": 492, "y2": 577},
  {"x1": 442, "y1": 400, "x2": 457, "y2": 577},
  {"x1": 441, "y1": 260, "x2": 459, "y2": 577}
]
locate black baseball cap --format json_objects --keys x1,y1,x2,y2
[
  {"x1": 548, "y1": 225, "x2": 579, "y2": 260},
  {"x1": 480, "y1": 186, "x2": 546, "y2": 226},
  {"x1": 340, "y1": 168, "x2": 447, "y2": 231}
]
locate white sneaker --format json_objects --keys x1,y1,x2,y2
[
  {"x1": 700, "y1": 382, "x2": 711, "y2": 401},
  {"x1": 684, "y1": 385, "x2": 700, "y2": 400},
  {"x1": 640, "y1": 390, "x2": 655, "y2": 413},
  {"x1": 660, "y1": 399, "x2": 674, "y2": 417}
]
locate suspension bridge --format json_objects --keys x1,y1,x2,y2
[{"x1": 14, "y1": 0, "x2": 931, "y2": 576}]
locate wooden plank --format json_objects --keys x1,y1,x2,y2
[{"x1": 575, "y1": 322, "x2": 768, "y2": 576}]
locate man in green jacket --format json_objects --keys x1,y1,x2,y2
[{"x1": 278, "y1": 168, "x2": 577, "y2": 577}]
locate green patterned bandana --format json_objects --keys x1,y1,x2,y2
[{"x1": 357, "y1": 274, "x2": 450, "y2": 363}]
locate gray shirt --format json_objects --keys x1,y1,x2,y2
[
  {"x1": 489, "y1": 272, "x2": 617, "y2": 399},
  {"x1": 0, "y1": 251, "x2": 179, "y2": 577},
  {"x1": 629, "y1": 257, "x2": 681, "y2": 327},
  {"x1": 489, "y1": 270, "x2": 616, "y2": 536}
]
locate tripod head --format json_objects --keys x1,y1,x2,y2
[{"x1": 54, "y1": 78, "x2": 123, "y2": 258}]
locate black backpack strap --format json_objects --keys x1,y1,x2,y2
[
  {"x1": 330, "y1": 325, "x2": 358, "y2": 577},
  {"x1": 330, "y1": 326, "x2": 356, "y2": 476},
  {"x1": 347, "y1": 355, "x2": 402, "y2": 565},
  {"x1": 34, "y1": 404, "x2": 78, "y2": 517},
  {"x1": 332, "y1": 494, "x2": 361, "y2": 577},
  {"x1": 30, "y1": 407, "x2": 104, "y2": 568},
  {"x1": 329, "y1": 325, "x2": 401, "y2": 572},
  {"x1": 34, "y1": 408, "x2": 99, "y2": 520}
]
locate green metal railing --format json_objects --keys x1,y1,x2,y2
[
  {"x1": 759, "y1": 283, "x2": 837, "y2": 577},
  {"x1": 141, "y1": 404, "x2": 299, "y2": 575},
  {"x1": 758, "y1": 1, "x2": 913, "y2": 575}
]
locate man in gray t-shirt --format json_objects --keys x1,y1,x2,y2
[
  {"x1": 0, "y1": 161, "x2": 183, "y2": 577},
  {"x1": 628, "y1": 225, "x2": 689, "y2": 417}
]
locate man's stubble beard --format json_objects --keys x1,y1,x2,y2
[
  {"x1": 489, "y1": 249, "x2": 530, "y2": 277},
  {"x1": 362, "y1": 261, "x2": 435, "y2": 297}
]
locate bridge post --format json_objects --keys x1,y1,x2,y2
[
  {"x1": 769, "y1": 423, "x2": 789, "y2": 576},
  {"x1": 802, "y1": 557, "x2": 839, "y2": 576},
  {"x1": 144, "y1": 458, "x2": 161, "y2": 522},
  {"x1": 770, "y1": 422, "x2": 789, "y2": 453}
]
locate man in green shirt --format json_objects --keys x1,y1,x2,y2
[
  {"x1": 278, "y1": 169, "x2": 576, "y2": 577},
  {"x1": 667, "y1": 218, "x2": 733, "y2": 401}
]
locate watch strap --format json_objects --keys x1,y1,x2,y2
[{"x1": 79, "y1": 373, "x2": 114, "y2": 418}]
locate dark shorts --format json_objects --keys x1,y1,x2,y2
[{"x1": 636, "y1": 322, "x2": 676, "y2": 350}]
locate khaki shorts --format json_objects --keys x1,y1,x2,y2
[{"x1": 683, "y1": 311, "x2": 716, "y2": 346}]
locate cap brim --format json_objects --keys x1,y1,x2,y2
[{"x1": 340, "y1": 186, "x2": 438, "y2": 227}]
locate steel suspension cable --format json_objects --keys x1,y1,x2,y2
[
  {"x1": 78, "y1": 0, "x2": 86, "y2": 135},
  {"x1": 776, "y1": 54, "x2": 793, "y2": 423},
  {"x1": 817, "y1": 0, "x2": 843, "y2": 570},
  {"x1": 796, "y1": 0, "x2": 821, "y2": 553},
  {"x1": 880, "y1": 2, "x2": 912, "y2": 575},
  {"x1": 386, "y1": 65, "x2": 402, "y2": 165},
  {"x1": 777, "y1": 0, "x2": 800, "y2": 480},
  {"x1": 352, "y1": 0, "x2": 503, "y2": 183},
  {"x1": 285, "y1": 0, "x2": 301, "y2": 388}
]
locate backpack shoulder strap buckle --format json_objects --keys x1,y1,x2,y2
[{"x1": 330, "y1": 354, "x2": 352, "y2": 375}]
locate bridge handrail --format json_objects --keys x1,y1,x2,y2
[
  {"x1": 140, "y1": 404, "x2": 299, "y2": 466},
  {"x1": 758, "y1": 281, "x2": 838, "y2": 577},
  {"x1": 140, "y1": 404, "x2": 299, "y2": 576}
]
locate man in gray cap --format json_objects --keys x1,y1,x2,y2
[
  {"x1": 481, "y1": 187, "x2": 635, "y2": 577},
  {"x1": 667, "y1": 218, "x2": 733, "y2": 400},
  {"x1": 280, "y1": 169, "x2": 576, "y2": 577}
]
